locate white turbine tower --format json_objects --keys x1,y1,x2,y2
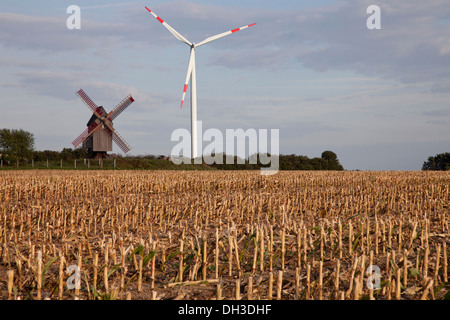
[{"x1": 145, "y1": 6, "x2": 255, "y2": 159}]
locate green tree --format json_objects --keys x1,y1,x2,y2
[
  {"x1": 60, "y1": 148, "x2": 74, "y2": 160},
  {"x1": 72, "y1": 148, "x2": 88, "y2": 159},
  {"x1": 33, "y1": 150, "x2": 60, "y2": 161},
  {"x1": 422, "y1": 152, "x2": 450, "y2": 171},
  {"x1": 321, "y1": 150, "x2": 344, "y2": 170},
  {"x1": 0, "y1": 129, "x2": 35, "y2": 161},
  {"x1": 277, "y1": 151, "x2": 344, "y2": 171}
]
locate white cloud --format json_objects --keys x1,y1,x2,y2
[
  {"x1": 1, "y1": 1, "x2": 449, "y2": 169},
  {"x1": 290, "y1": 0, "x2": 450, "y2": 89}
]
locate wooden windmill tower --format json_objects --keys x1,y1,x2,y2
[{"x1": 72, "y1": 89, "x2": 135, "y2": 159}]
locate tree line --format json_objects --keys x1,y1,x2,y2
[
  {"x1": 205, "y1": 151, "x2": 344, "y2": 171},
  {"x1": 4, "y1": 128, "x2": 448, "y2": 171},
  {"x1": 0, "y1": 128, "x2": 347, "y2": 171}
]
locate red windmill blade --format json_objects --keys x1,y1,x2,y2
[
  {"x1": 72, "y1": 121, "x2": 101, "y2": 148},
  {"x1": 76, "y1": 89, "x2": 106, "y2": 120},
  {"x1": 107, "y1": 94, "x2": 135, "y2": 121},
  {"x1": 104, "y1": 126, "x2": 132, "y2": 154}
]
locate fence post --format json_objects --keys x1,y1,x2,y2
[
  {"x1": 32, "y1": 159, "x2": 34, "y2": 168},
  {"x1": 75, "y1": 159, "x2": 77, "y2": 169},
  {"x1": 47, "y1": 159, "x2": 49, "y2": 168},
  {"x1": 17, "y1": 159, "x2": 19, "y2": 168},
  {"x1": 61, "y1": 159, "x2": 63, "y2": 169},
  {"x1": 88, "y1": 159, "x2": 90, "y2": 169},
  {"x1": 114, "y1": 158, "x2": 116, "y2": 169},
  {"x1": 1, "y1": 159, "x2": 3, "y2": 168}
]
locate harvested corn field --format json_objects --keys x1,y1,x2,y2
[{"x1": 0, "y1": 170, "x2": 449, "y2": 300}]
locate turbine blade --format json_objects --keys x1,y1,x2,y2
[
  {"x1": 195, "y1": 23, "x2": 256, "y2": 47},
  {"x1": 145, "y1": 7, "x2": 192, "y2": 46},
  {"x1": 181, "y1": 49, "x2": 195, "y2": 109}
]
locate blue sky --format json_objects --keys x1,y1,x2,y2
[{"x1": 1, "y1": 0, "x2": 449, "y2": 170}]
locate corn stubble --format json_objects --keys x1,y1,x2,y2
[{"x1": 0, "y1": 170, "x2": 448, "y2": 300}]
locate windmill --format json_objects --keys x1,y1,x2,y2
[
  {"x1": 72, "y1": 89, "x2": 135, "y2": 159},
  {"x1": 145, "y1": 6, "x2": 255, "y2": 159}
]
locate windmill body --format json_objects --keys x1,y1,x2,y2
[
  {"x1": 83, "y1": 106, "x2": 113, "y2": 156},
  {"x1": 145, "y1": 7, "x2": 255, "y2": 159},
  {"x1": 72, "y1": 89, "x2": 134, "y2": 159}
]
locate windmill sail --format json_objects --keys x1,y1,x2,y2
[
  {"x1": 73, "y1": 89, "x2": 135, "y2": 154},
  {"x1": 72, "y1": 121, "x2": 100, "y2": 148},
  {"x1": 76, "y1": 89, "x2": 105, "y2": 118},
  {"x1": 104, "y1": 126, "x2": 132, "y2": 154},
  {"x1": 108, "y1": 95, "x2": 135, "y2": 121}
]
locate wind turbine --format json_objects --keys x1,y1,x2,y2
[{"x1": 145, "y1": 6, "x2": 255, "y2": 159}]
